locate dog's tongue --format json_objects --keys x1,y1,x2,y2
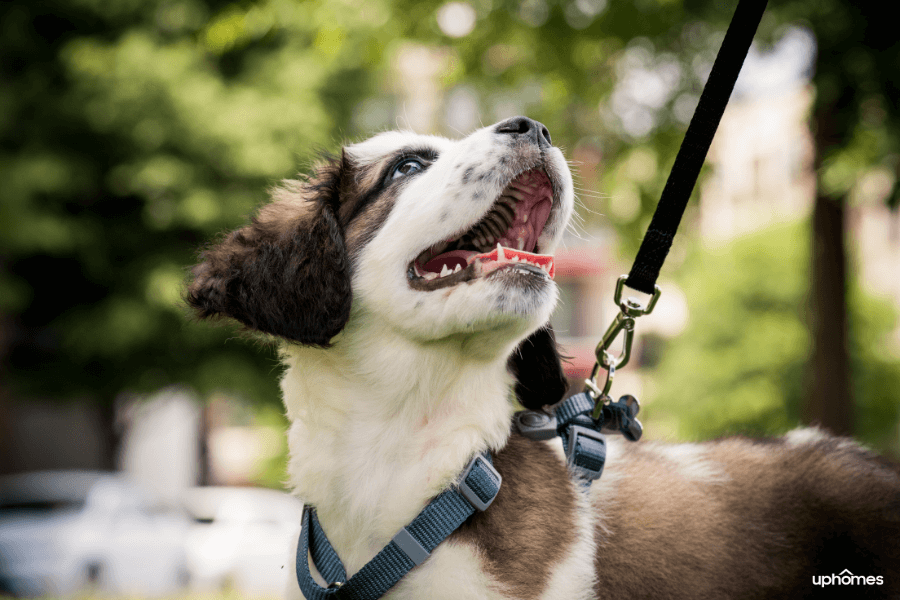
[{"x1": 423, "y1": 250, "x2": 471, "y2": 272}]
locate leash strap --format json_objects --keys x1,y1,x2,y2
[
  {"x1": 625, "y1": 0, "x2": 769, "y2": 295},
  {"x1": 296, "y1": 453, "x2": 501, "y2": 599}
]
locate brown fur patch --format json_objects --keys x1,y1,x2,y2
[
  {"x1": 593, "y1": 434, "x2": 900, "y2": 599},
  {"x1": 186, "y1": 152, "x2": 401, "y2": 344},
  {"x1": 453, "y1": 433, "x2": 579, "y2": 599}
]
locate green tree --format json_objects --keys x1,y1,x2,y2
[
  {"x1": 2, "y1": 0, "x2": 897, "y2": 472},
  {"x1": 645, "y1": 223, "x2": 900, "y2": 456},
  {"x1": 0, "y1": 0, "x2": 396, "y2": 468}
]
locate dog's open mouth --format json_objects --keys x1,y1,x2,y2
[{"x1": 408, "y1": 169, "x2": 555, "y2": 291}]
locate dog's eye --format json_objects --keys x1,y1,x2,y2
[{"x1": 390, "y1": 158, "x2": 425, "y2": 180}]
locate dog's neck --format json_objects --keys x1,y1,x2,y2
[{"x1": 281, "y1": 316, "x2": 520, "y2": 572}]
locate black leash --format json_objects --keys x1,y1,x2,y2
[
  {"x1": 580, "y1": 0, "x2": 769, "y2": 433},
  {"x1": 518, "y1": 0, "x2": 770, "y2": 492},
  {"x1": 625, "y1": 0, "x2": 770, "y2": 295}
]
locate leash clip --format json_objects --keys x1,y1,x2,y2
[{"x1": 585, "y1": 275, "x2": 661, "y2": 419}]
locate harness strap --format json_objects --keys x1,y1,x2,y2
[
  {"x1": 625, "y1": 0, "x2": 769, "y2": 295},
  {"x1": 296, "y1": 453, "x2": 501, "y2": 599}
]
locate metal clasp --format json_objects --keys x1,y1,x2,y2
[{"x1": 584, "y1": 275, "x2": 661, "y2": 419}]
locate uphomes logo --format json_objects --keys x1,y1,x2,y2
[{"x1": 813, "y1": 569, "x2": 884, "y2": 587}]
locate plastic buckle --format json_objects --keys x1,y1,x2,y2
[
  {"x1": 458, "y1": 454, "x2": 501, "y2": 512},
  {"x1": 600, "y1": 394, "x2": 643, "y2": 442},
  {"x1": 514, "y1": 410, "x2": 558, "y2": 440},
  {"x1": 565, "y1": 425, "x2": 606, "y2": 481}
]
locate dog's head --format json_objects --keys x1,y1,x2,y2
[{"x1": 187, "y1": 117, "x2": 573, "y2": 407}]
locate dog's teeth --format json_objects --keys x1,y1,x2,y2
[
  {"x1": 497, "y1": 204, "x2": 515, "y2": 222},
  {"x1": 424, "y1": 272, "x2": 438, "y2": 280},
  {"x1": 453, "y1": 264, "x2": 462, "y2": 273},
  {"x1": 523, "y1": 213, "x2": 528, "y2": 223},
  {"x1": 440, "y1": 264, "x2": 452, "y2": 277},
  {"x1": 485, "y1": 219, "x2": 504, "y2": 239},
  {"x1": 517, "y1": 237, "x2": 525, "y2": 251},
  {"x1": 507, "y1": 188, "x2": 525, "y2": 201},
  {"x1": 496, "y1": 243, "x2": 505, "y2": 260}
]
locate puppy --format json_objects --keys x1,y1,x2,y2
[{"x1": 188, "y1": 117, "x2": 900, "y2": 599}]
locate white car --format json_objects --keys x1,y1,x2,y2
[
  {"x1": 181, "y1": 486, "x2": 303, "y2": 599},
  {"x1": 0, "y1": 471, "x2": 190, "y2": 597}
]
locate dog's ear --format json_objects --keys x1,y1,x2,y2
[
  {"x1": 509, "y1": 324, "x2": 570, "y2": 410},
  {"x1": 186, "y1": 157, "x2": 351, "y2": 346}
]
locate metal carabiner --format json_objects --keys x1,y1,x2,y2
[
  {"x1": 596, "y1": 312, "x2": 636, "y2": 371},
  {"x1": 586, "y1": 359, "x2": 615, "y2": 400},
  {"x1": 583, "y1": 275, "x2": 662, "y2": 413}
]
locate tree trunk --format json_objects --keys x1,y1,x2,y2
[
  {"x1": 805, "y1": 191, "x2": 853, "y2": 436},
  {"x1": 96, "y1": 399, "x2": 122, "y2": 471}
]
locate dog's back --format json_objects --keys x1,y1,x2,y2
[
  {"x1": 592, "y1": 429, "x2": 900, "y2": 598},
  {"x1": 453, "y1": 427, "x2": 900, "y2": 599}
]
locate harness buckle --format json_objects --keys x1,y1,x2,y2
[
  {"x1": 458, "y1": 454, "x2": 502, "y2": 512},
  {"x1": 565, "y1": 425, "x2": 607, "y2": 481},
  {"x1": 513, "y1": 410, "x2": 558, "y2": 440},
  {"x1": 600, "y1": 394, "x2": 643, "y2": 442}
]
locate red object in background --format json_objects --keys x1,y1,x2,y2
[
  {"x1": 554, "y1": 246, "x2": 610, "y2": 278},
  {"x1": 553, "y1": 245, "x2": 611, "y2": 378},
  {"x1": 559, "y1": 341, "x2": 597, "y2": 380}
]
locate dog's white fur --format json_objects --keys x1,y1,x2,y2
[{"x1": 279, "y1": 125, "x2": 583, "y2": 597}]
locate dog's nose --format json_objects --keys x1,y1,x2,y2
[{"x1": 495, "y1": 116, "x2": 552, "y2": 149}]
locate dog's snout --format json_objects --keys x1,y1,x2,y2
[{"x1": 495, "y1": 116, "x2": 552, "y2": 149}]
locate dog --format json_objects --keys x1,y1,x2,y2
[{"x1": 187, "y1": 117, "x2": 900, "y2": 599}]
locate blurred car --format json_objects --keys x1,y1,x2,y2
[
  {"x1": 181, "y1": 486, "x2": 303, "y2": 600},
  {"x1": 0, "y1": 470, "x2": 190, "y2": 597}
]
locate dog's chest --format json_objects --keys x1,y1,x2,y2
[{"x1": 379, "y1": 435, "x2": 596, "y2": 600}]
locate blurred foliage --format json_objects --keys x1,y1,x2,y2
[
  {"x1": 0, "y1": 0, "x2": 395, "y2": 407},
  {"x1": 0, "y1": 0, "x2": 728, "y2": 411},
  {"x1": 646, "y1": 222, "x2": 900, "y2": 456},
  {"x1": 251, "y1": 404, "x2": 291, "y2": 490},
  {"x1": 1, "y1": 0, "x2": 898, "y2": 448}
]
